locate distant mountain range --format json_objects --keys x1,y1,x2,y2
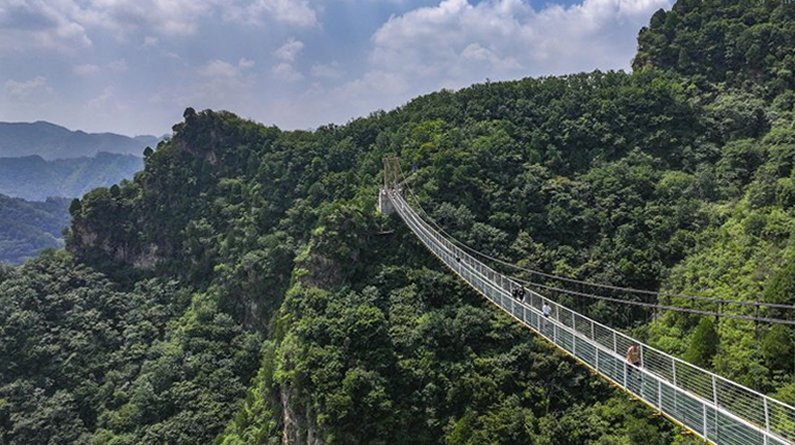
[
  {"x1": 0, "y1": 193, "x2": 70, "y2": 264},
  {"x1": 0, "y1": 121, "x2": 162, "y2": 159},
  {"x1": 0, "y1": 121, "x2": 151, "y2": 262},
  {"x1": 0, "y1": 152, "x2": 144, "y2": 201}
]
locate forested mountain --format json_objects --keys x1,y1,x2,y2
[
  {"x1": 0, "y1": 153, "x2": 144, "y2": 201},
  {"x1": 634, "y1": 0, "x2": 795, "y2": 94},
  {"x1": 2, "y1": 0, "x2": 795, "y2": 444},
  {"x1": 0, "y1": 121, "x2": 159, "y2": 159},
  {"x1": 0, "y1": 194, "x2": 70, "y2": 264}
]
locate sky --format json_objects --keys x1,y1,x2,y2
[{"x1": 0, "y1": 0, "x2": 673, "y2": 137}]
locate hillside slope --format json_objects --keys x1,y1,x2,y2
[
  {"x1": 0, "y1": 194, "x2": 70, "y2": 264},
  {"x1": 633, "y1": 0, "x2": 795, "y2": 402}
]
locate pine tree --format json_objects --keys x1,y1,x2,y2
[
  {"x1": 684, "y1": 318, "x2": 720, "y2": 367},
  {"x1": 762, "y1": 325, "x2": 794, "y2": 373}
]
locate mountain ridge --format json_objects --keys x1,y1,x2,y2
[
  {"x1": 0, "y1": 152, "x2": 144, "y2": 201},
  {"x1": 0, "y1": 121, "x2": 162, "y2": 160}
]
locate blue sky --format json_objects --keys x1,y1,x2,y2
[{"x1": 0, "y1": 0, "x2": 672, "y2": 136}]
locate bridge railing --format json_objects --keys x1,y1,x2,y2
[{"x1": 387, "y1": 190, "x2": 794, "y2": 445}]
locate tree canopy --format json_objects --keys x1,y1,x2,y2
[{"x1": 3, "y1": 0, "x2": 795, "y2": 443}]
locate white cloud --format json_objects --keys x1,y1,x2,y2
[
  {"x1": 274, "y1": 38, "x2": 304, "y2": 62},
  {"x1": 272, "y1": 39, "x2": 304, "y2": 82},
  {"x1": 238, "y1": 58, "x2": 255, "y2": 69},
  {"x1": 85, "y1": 0, "x2": 214, "y2": 37},
  {"x1": 0, "y1": 1, "x2": 92, "y2": 51},
  {"x1": 272, "y1": 62, "x2": 303, "y2": 82},
  {"x1": 259, "y1": 0, "x2": 317, "y2": 27},
  {"x1": 0, "y1": 0, "x2": 319, "y2": 53},
  {"x1": 199, "y1": 58, "x2": 255, "y2": 79},
  {"x1": 224, "y1": 0, "x2": 318, "y2": 28},
  {"x1": 200, "y1": 59, "x2": 240, "y2": 78},
  {"x1": 88, "y1": 85, "x2": 120, "y2": 110},
  {"x1": 311, "y1": 62, "x2": 344, "y2": 80},
  {"x1": 370, "y1": 0, "x2": 670, "y2": 84},
  {"x1": 108, "y1": 59, "x2": 128, "y2": 71},
  {"x1": 73, "y1": 64, "x2": 100, "y2": 76},
  {"x1": 460, "y1": 43, "x2": 521, "y2": 70},
  {"x1": 333, "y1": 70, "x2": 407, "y2": 103},
  {"x1": 194, "y1": 58, "x2": 256, "y2": 104},
  {"x1": 143, "y1": 36, "x2": 159, "y2": 47},
  {"x1": 4, "y1": 76, "x2": 49, "y2": 98}
]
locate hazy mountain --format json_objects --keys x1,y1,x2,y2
[
  {"x1": 0, "y1": 193, "x2": 70, "y2": 264},
  {"x1": 0, "y1": 152, "x2": 144, "y2": 201},
  {"x1": 0, "y1": 121, "x2": 161, "y2": 159}
]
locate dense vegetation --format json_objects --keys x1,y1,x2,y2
[
  {"x1": 635, "y1": 0, "x2": 795, "y2": 95},
  {"x1": 2, "y1": 0, "x2": 795, "y2": 443},
  {"x1": 0, "y1": 152, "x2": 143, "y2": 201},
  {"x1": 0, "y1": 194, "x2": 69, "y2": 264}
]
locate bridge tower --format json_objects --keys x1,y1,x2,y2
[{"x1": 378, "y1": 156, "x2": 400, "y2": 215}]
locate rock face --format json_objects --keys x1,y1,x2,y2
[
  {"x1": 298, "y1": 251, "x2": 346, "y2": 290},
  {"x1": 69, "y1": 214, "x2": 164, "y2": 271},
  {"x1": 280, "y1": 384, "x2": 324, "y2": 445}
]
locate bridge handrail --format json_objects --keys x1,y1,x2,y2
[{"x1": 386, "y1": 189, "x2": 795, "y2": 445}]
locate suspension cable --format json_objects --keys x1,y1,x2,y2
[
  {"x1": 512, "y1": 276, "x2": 795, "y2": 326},
  {"x1": 394, "y1": 188, "x2": 795, "y2": 326},
  {"x1": 393, "y1": 163, "x2": 795, "y2": 312}
]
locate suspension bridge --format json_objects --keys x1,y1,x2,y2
[{"x1": 379, "y1": 158, "x2": 795, "y2": 445}]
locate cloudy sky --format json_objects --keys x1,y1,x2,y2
[{"x1": 0, "y1": 0, "x2": 672, "y2": 137}]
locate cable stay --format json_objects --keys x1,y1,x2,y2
[
  {"x1": 394, "y1": 163, "x2": 795, "y2": 320},
  {"x1": 381, "y1": 156, "x2": 795, "y2": 445}
]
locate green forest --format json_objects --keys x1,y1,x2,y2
[
  {"x1": 0, "y1": 194, "x2": 70, "y2": 264},
  {"x1": 3, "y1": 0, "x2": 795, "y2": 443}
]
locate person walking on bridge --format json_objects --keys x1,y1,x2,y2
[
  {"x1": 626, "y1": 343, "x2": 642, "y2": 386},
  {"x1": 512, "y1": 285, "x2": 525, "y2": 302},
  {"x1": 541, "y1": 300, "x2": 552, "y2": 333}
]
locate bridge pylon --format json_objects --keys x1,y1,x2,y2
[
  {"x1": 383, "y1": 156, "x2": 401, "y2": 190},
  {"x1": 379, "y1": 156, "x2": 401, "y2": 215}
]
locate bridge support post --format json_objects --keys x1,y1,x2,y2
[
  {"x1": 378, "y1": 189, "x2": 395, "y2": 215},
  {"x1": 764, "y1": 398, "x2": 770, "y2": 444},
  {"x1": 712, "y1": 376, "x2": 719, "y2": 440},
  {"x1": 596, "y1": 348, "x2": 600, "y2": 372},
  {"x1": 657, "y1": 380, "x2": 662, "y2": 409},
  {"x1": 572, "y1": 316, "x2": 577, "y2": 356},
  {"x1": 623, "y1": 362, "x2": 627, "y2": 388}
]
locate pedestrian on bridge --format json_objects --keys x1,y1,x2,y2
[
  {"x1": 512, "y1": 285, "x2": 525, "y2": 302},
  {"x1": 626, "y1": 343, "x2": 642, "y2": 386},
  {"x1": 542, "y1": 301, "x2": 551, "y2": 318},
  {"x1": 541, "y1": 301, "x2": 552, "y2": 333}
]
